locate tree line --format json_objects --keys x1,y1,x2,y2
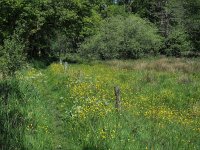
[{"x1": 0, "y1": 0, "x2": 199, "y2": 75}]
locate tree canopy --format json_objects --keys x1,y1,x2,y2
[{"x1": 0, "y1": 0, "x2": 199, "y2": 75}]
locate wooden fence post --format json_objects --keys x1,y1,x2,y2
[{"x1": 114, "y1": 86, "x2": 121, "y2": 111}]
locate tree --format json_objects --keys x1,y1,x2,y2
[
  {"x1": 80, "y1": 15, "x2": 163, "y2": 59},
  {"x1": 183, "y1": 0, "x2": 200, "y2": 52},
  {"x1": 131, "y1": 0, "x2": 192, "y2": 55},
  {"x1": 0, "y1": 0, "x2": 104, "y2": 60}
]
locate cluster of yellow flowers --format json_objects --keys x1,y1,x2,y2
[
  {"x1": 22, "y1": 68, "x2": 44, "y2": 80},
  {"x1": 66, "y1": 65, "x2": 118, "y2": 120},
  {"x1": 144, "y1": 106, "x2": 199, "y2": 128},
  {"x1": 99, "y1": 128, "x2": 116, "y2": 139},
  {"x1": 39, "y1": 63, "x2": 199, "y2": 142},
  {"x1": 70, "y1": 79, "x2": 115, "y2": 119},
  {"x1": 48, "y1": 63, "x2": 65, "y2": 75}
]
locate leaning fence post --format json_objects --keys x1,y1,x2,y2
[{"x1": 114, "y1": 86, "x2": 121, "y2": 111}]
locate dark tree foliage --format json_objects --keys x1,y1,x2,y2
[
  {"x1": 183, "y1": 0, "x2": 200, "y2": 52},
  {"x1": 0, "y1": 0, "x2": 106, "y2": 59},
  {"x1": 0, "y1": 0, "x2": 199, "y2": 73},
  {"x1": 131, "y1": 0, "x2": 199, "y2": 54}
]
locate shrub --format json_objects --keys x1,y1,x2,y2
[
  {"x1": 80, "y1": 15, "x2": 163, "y2": 59},
  {"x1": 0, "y1": 34, "x2": 25, "y2": 77}
]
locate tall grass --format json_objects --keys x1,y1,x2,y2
[
  {"x1": 1, "y1": 58, "x2": 199, "y2": 149},
  {"x1": 0, "y1": 78, "x2": 25, "y2": 149},
  {"x1": 0, "y1": 74, "x2": 54, "y2": 149},
  {"x1": 60, "y1": 60, "x2": 200, "y2": 149}
]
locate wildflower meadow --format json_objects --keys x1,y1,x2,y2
[{"x1": 10, "y1": 58, "x2": 199, "y2": 149}]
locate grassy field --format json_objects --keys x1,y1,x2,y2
[{"x1": 1, "y1": 57, "x2": 200, "y2": 149}]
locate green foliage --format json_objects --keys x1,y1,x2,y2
[
  {"x1": 131, "y1": 0, "x2": 161, "y2": 23},
  {"x1": 183, "y1": 0, "x2": 200, "y2": 52},
  {"x1": 64, "y1": 53, "x2": 84, "y2": 64},
  {"x1": 0, "y1": 0, "x2": 104, "y2": 59},
  {"x1": 131, "y1": 0, "x2": 199, "y2": 54},
  {"x1": 80, "y1": 15, "x2": 163, "y2": 59},
  {"x1": 80, "y1": 15, "x2": 124, "y2": 59},
  {"x1": 164, "y1": 26, "x2": 191, "y2": 56},
  {"x1": 123, "y1": 15, "x2": 163, "y2": 58},
  {"x1": 50, "y1": 31, "x2": 71, "y2": 59},
  {"x1": 0, "y1": 34, "x2": 25, "y2": 77},
  {"x1": 0, "y1": 0, "x2": 197, "y2": 61},
  {"x1": 107, "y1": 5, "x2": 128, "y2": 17}
]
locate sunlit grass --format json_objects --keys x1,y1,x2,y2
[
  {"x1": 39, "y1": 58, "x2": 199, "y2": 149},
  {"x1": 2, "y1": 58, "x2": 199, "y2": 149}
]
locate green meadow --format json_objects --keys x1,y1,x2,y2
[
  {"x1": 1, "y1": 1, "x2": 200, "y2": 149},
  {"x1": 1, "y1": 58, "x2": 199, "y2": 150}
]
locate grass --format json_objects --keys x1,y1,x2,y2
[{"x1": 1, "y1": 57, "x2": 200, "y2": 149}]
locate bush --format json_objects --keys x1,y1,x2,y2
[
  {"x1": 0, "y1": 34, "x2": 25, "y2": 77},
  {"x1": 80, "y1": 15, "x2": 163, "y2": 59}
]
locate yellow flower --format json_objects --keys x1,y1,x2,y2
[{"x1": 99, "y1": 129, "x2": 107, "y2": 139}]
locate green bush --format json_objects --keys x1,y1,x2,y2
[
  {"x1": 0, "y1": 34, "x2": 25, "y2": 77},
  {"x1": 80, "y1": 15, "x2": 163, "y2": 59}
]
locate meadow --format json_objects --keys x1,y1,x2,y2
[{"x1": 1, "y1": 57, "x2": 200, "y2": 149}]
